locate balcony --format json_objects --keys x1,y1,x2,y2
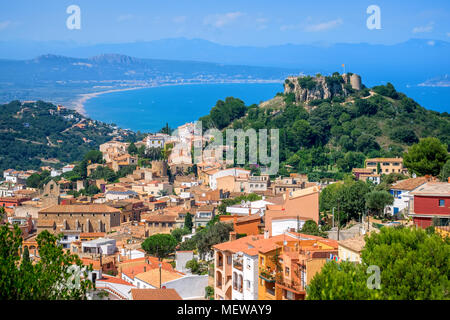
[
  {"x1": 276, "y1": 279, "x2": 305, "y2": 294},
  {"x1": 259, "y1": 267, "x2": 276, "y2": 283}
]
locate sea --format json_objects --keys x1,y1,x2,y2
[
  {"x1": 83, "y1": 82, "x2": 450, "y2": 132},
  {"x1": 84, "y1": 83, "x2": 283, "y2": 132}
]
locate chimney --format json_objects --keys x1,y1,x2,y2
[{"x1": 229, "y1": 231, "x2": 237, "y2": 242}]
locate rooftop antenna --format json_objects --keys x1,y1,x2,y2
[{"x1": 342, "y1": 64, "x2": 346, "y2": 74}]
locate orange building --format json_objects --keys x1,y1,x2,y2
[
  {"x1": 265, "y1": 186, "x2": 320, "y2": 237},
  {"x1": 219, "y1": 214, "x2": 261, "y2": 236},
  {"x1": 258, "y1": 231, "x2": 338, "y2": 300}
]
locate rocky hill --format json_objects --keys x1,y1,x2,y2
[
  {"x1": 199, "y1": 75, "x2": 450, "y2": 180},
  {"x1": 284, "y1": 73, "x2": 362, "y2": 103}
]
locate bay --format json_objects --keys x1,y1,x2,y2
[{"x1": 83, "y1": 83, "x2": 283, "y2": 132}]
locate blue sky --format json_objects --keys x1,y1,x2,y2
[{"x1": 1, "y1": 0, "x2": 450, "y2": 46}]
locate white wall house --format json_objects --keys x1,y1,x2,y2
[
  {"x1": 271, "y1": 218, "x2": 305, "y2": 237},
  {"x1": 146, "y1": 134, "x2": 169, "y2": 149},
  {"x1": 82, "y1": 238, "x2": 117, "y2": 255},
  {"x1": 386, "y1": 178, "x2": 428, "y2": 216},
  {"x1": 226, "y1": 200, "x2": 273, "y2": 216},
  {"x1": 231, "y1": 252, "x2": 259, "y2": 300},
  {"x1": 105, "y1": 190, "x2": 139, "y2": 200}
]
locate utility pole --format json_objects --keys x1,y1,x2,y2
[
  {"x1": 366, "y1": 206, "x2": 370, "y2": 232},
  {"x1": 332, "y1": 207, "x2": 335, "y2": 228},
  {"x1": 159, "y1": 263, "x2": 162, "y2": 289},
  {"x1": 337, "y1": 200, "x2": 340, "y2": 241}
]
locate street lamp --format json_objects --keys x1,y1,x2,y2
[{"x1": 159, "y1": 263, "x2": 162, "y2": 289}]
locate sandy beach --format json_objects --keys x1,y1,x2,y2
[{"x1": 72, "y1": 86, "x2": 148, "y2": 116}]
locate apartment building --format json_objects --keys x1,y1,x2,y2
[
  {"x1": 258, "y1": 232, "x2": 338, "y2": 301},
  {"x1": 364, "y1": 157, "x2": 408, "y2": 175}
]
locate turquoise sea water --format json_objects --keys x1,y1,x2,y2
[
  {"x1": 83, "y1": 83, "x2": 283, "y2": 132},
  {"x1": 83, "y1": 82, "x2": 450, "y2": 132}
]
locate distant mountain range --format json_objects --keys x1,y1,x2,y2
[
  {"x1": 1, "y1": 37, "x2": 449, "y2": 86},
  {"x1": 419, "y1": 74, "x2": 450, "y2": 87}
]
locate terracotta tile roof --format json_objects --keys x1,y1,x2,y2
[
  {"x1": 135, "y1": 269, "x2": 184, "y2": 287},
  {"x1": 131, "y1": 288, "x2": 182, "y2": 300},
  {"x1": 391, "y1": 177, "x2": 428, "y2": 191},
  {"x1": 39, "y1": 204, "x2": 120, "y2": 214},
  {"x1": 236, "y1": 214, "x2": 261, "y2": 223},
  {"x1": 141, "y1": 214, "x2": 177, "y2": 223},
  {"x1": 213, "y1": 234, "x2": 292, "y2": 256},
  {"x1": 365, "y1": 158, "x2": 403, "y2": 163},
  {"x1": 120, "y1": 257, "x2": 175, "y2": 274},
  {"x1": 338, "y1": 235, "x2": 366, "y2": 253},
  {"x1": 97, "y1": 275, "x2": 133, "y2": 286},
  {"x1": 80, "y1": 232, "x2": 106, "y2": 238}
]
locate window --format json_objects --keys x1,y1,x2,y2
[
  {"x1": 439, "y1": 199, "x2": 445, "y2": 207},
  {"x1": 285, "y1": 267, "x2": 290, "y2": 276}
]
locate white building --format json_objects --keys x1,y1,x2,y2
[
  {"x1": 386, "y1": 177, "x2": 428, "y2": 216},
  {"x1": 231, "y1": 252, "x2": 259, "y2": 300},
  {"x1": 62, "y1": 164, "x2": 75, "y2": 173},
  {"x1": 146, "y1": 133, "x2": 169, "y2": 149},
  {"x1": 105, "y1": 189, "x2": 139, "y2": 201},
  {"x1": 81, "y1": 238, "x2": 117, "y2": 255},
  {"x1": 226, "y1": 199, "x2": 273, "y2": 216}
]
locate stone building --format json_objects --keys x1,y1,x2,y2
[{"x1": 37, "y1": 204, "x2": 121, "y2": 235}]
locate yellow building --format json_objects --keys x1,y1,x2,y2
[
  {"x1": 364, "y1": 158, "x2": 407, "y2": 175},
  {"x1": 257, "y1": 246, "x2": 282, "y2": 300}
]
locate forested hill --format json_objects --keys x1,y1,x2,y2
[
  {"x1": 199, "y1": 76, "x2": 450, "y2": 180},
  {"x1": 0, "y1": 100, "x2": 137, "y2": 174}
]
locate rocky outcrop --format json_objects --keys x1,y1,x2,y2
[{"x1": 284, "y1": 73, "x2": 362, "y2": 103}]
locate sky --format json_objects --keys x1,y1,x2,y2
[{"x1": 1, "y1": 0, "x2": 450, "y2": 46}]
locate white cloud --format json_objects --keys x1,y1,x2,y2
[
  {"x1": 280, "y1": 24, "x2": 301, "y2": 31},
  {"x1": 204, "y1": 12, "x2": 244, "y2": 28},
  {"x1": 447, "y1": 32, "x2": 450, "y2": 37},
  {"x1": 0, "y1": 20, "x2": 11, "y2": 31},
  {"x1": 255, "y1": 17, "x2": 268, "y2": 30},
  {"x1": 412, "y1": 22, "x2": 434, "y2": 33},
  {"x1": 173, "y1": 16, "x2": 187, "y2": 24},
  {"x1": 117, "y1": 14, "x2": 134, "y2": 22},
  {"x1": 305, "y1": 18, "x2": 343, "y2": 32},
  {"x1": 427, "y1": 40, "x2": 435, "y2": 46}
]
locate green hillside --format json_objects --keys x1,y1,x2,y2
[
  {"x1": 199, "y1": 80, "x2": 450, "y2": 180},
  {"x1": 0, "y1": 100, "x2": 137, "y2": 174}
]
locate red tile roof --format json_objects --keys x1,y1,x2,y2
[{"x1": 131, "y1": 288, "x2": 182, "y2": 300}]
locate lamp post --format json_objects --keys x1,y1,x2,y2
[
  {"x1": 332, "y1": 207, "x2": 335, "y2": 228},
  {"x1": 159, "y1": 263, "x2": 162, "y2": 289}
]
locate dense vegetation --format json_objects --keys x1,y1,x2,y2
[
  {"x1": 198, "y1": 80, "x2": 450, "y2": 180},
  {"x1": 0, "y1": 100, "x2": 136, "y2": 175},
  {"x1": 0, "y1": 223, "x2": 94, "y2": 300},
  {"x1": 307, "y1": 226, "x2": 450, "y2": 300}
]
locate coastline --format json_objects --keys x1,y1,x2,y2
[
  {"x1": 71, "y1": 79, "x2": 283, "y2": 116},
  {"x1": 72, "y1": 87, "x2": 148, "y2": 116}
]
